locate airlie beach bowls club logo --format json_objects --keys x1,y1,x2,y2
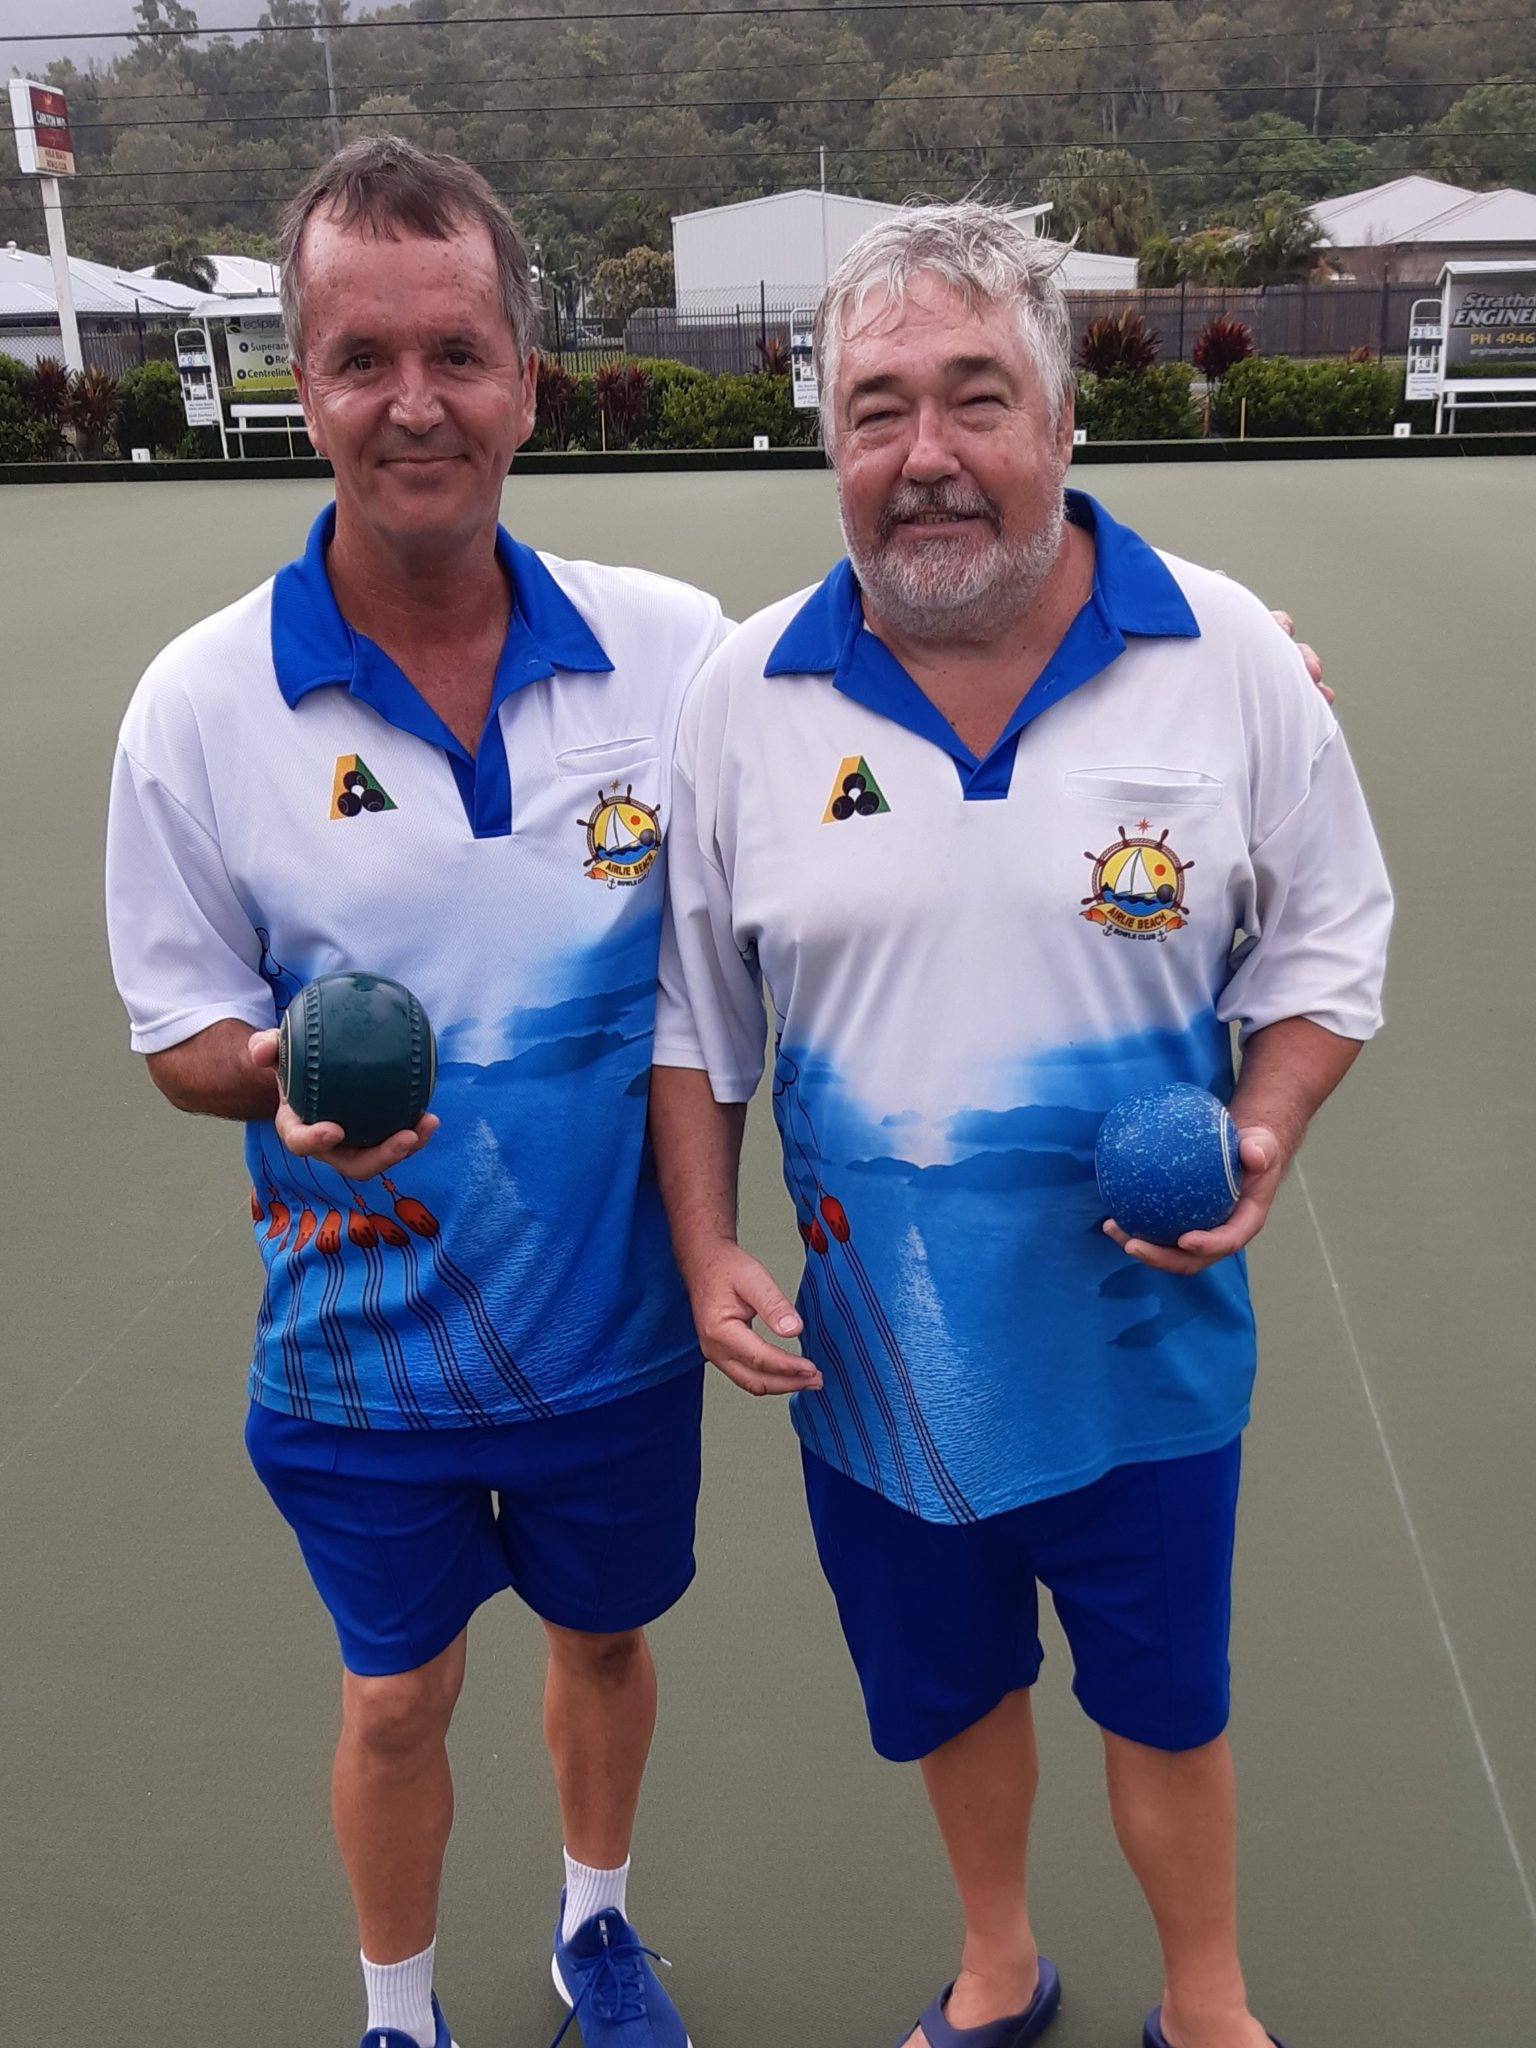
[
  {"x1": 1081, "y1": 823, "x2": 1193, "y2": 941},
  {"x1": 580, "y1": 782, "x2": 662, "y2": 887}
]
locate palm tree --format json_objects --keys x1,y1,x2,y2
[
  {"x1": 1241, "y1": 194, "x2": 1321, "y2": 286},
  {"x1": 151, "y1": 239, "x2": 217, "y2": 295}
]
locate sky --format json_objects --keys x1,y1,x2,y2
[{"x1": 2, "y1": 3, "x2": 253, "y2": 78}]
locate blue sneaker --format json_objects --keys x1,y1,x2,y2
[
  {"x1": 359, "y1": 1992, "x2": 458, "y2": 2048},
  {"x1": 550, "y1": 1892, "x2": 690, "y2": 2048}
]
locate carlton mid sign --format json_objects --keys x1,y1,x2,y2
[
  {"x1": 8, "y1": 80, "x2": 76, "y2": 178},
  {"x1": 1444, "y1": 267, "x2": 1536, "y2": 370}
]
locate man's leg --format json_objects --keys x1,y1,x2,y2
[
  {"x1": 332, "y1": 1629, "x2": 468, "y2": 1961},
  {"x1": 903, "y1": 1686, "x2": 1041, "y2": 2044},
  {"x1": 542, "y1": 1622, "x2": 657, "y2": 1870},
  {"x1": 1102, "y1": 1730, "x2": 1268, "y2": 2048}
]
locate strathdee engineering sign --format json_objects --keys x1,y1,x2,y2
[{"x1": 1444, "y1": 268, "x2": 1536, "y2": 371}]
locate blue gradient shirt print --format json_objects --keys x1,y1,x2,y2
[
  {"x1": 657, "y1": 495, "x2": 1392, "y2": 1520},
  {"x1": 108, "y1": 509, "x2": 728, "y2": 1429}
]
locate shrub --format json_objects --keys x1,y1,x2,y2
[
  {"x1": 653, "y1": 370, "x2": 819, "y2": 449},
  {"x1": 115, "y1": 360, "x2": 186, "y2": 456},
  {"x1": 533, "y1": 359, "x2": 578, "y2": 450},
  {"x1": 594, "y1": 362, "x2": 650, "y2": 450},
  {"x1": 1077, "y1": 310, "x2": 1161, "y2": 376},
  {"x1": 1075, "y1": 363, "x2": 1200, "y2": 441},
  {"x1": 1191, "y1": 316, "x2": 1255, "y2": 385},
  {"x1": 755, "y1": 335, "x2": 790, "y2": 377},
  {"x1": 68, "y1": 367, "x2": 121, "y2": 458},
  {"x1": 0, "y1": 354, "x2": 48, "y2": 461},
  {"x1": 1211, "y1": 356, "x2": 1399, "y2": 438},
  {"x1": 25, "y1": 355, "x2": 70, "y2": 456}
]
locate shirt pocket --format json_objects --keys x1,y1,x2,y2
[
  {"x1": 554, "y1": 737, "x2": 659, "y2": 783},
  {"x1": 1063, "y1": 767, "x2": 1225, "y2": 812}
]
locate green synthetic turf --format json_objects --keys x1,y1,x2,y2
[{"x1": 2, "y1": 461, "x2": 1532, "y2": 2046}]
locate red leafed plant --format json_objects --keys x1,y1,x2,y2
[
  {"x1": 535, "y1": 359, "x2": 577, "y2": 449},
  {"x1": 755, "y1": 335, "x2": 790, "y2": 377},
  {"x1": 594, "y1": 362, "x2": 650, "y2": 449},
  {"x1": 1191, "y1": 316, "x2": 1256, "y2": 384},
  {"x1": 67, "y1": 366, "x2": 120, "y2": 458},
  {"x1": 1346, "y1": 344, "x2": 1373, "y2": 363},
  {"x1": 1076, "y1": 310, "x2": 1161, "y2": 377}
]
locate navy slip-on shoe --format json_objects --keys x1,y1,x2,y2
[
  {"x1": 904, "y1": 1958, "x2": 1062, "y2": 2048},
  {"x1": 1143, "y1": 2007, "x2": 1283, "y2": 2048},
  {"x1": 360, "y1": 1992, "x2": 457, "y2": 2048}
]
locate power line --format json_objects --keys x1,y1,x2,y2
[
  {"x1": 75, "y1": 18, "x2": 1536, "y2": 105},
  {"x1": 4, "y1": 143, "x2": 1524, "y2": 215},
  {"x1": 9, "y1": 128, "x2": 1529, "y2": 186},
  {"x1": 6, "y1": 0, "x2": 1294, "y2": 41},
  {"x1": 64, "y1": 81, "x2": 1532, "y2": 135}
]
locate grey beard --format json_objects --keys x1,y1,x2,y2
[{"x1": 843, "y1": 492, "x2": 1066, "y2": 645}]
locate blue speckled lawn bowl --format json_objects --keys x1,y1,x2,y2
[{"x1": 1094, "y1": 1083, "x2": 1242, "y2": 1246}]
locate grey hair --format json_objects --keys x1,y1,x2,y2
[
  {"x1": 277, "y1": 136, "x2": 539, "y2": 364},
  {"x1": 813, "y1": 202, "x2": 1074, "y2": 446}
]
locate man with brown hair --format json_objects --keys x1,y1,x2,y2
[{"x1": 106, "y1": 139, "x2": 716, "y2": 2048}]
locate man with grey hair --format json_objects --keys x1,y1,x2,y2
[
  {"x1": 650, "y1": 203, "x2": 1392, "y2": 2048},
  {"x1": 106, "y1": 138, "x2": 719, "y2": 2048}
]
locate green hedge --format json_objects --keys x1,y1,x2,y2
[
  {"x1": 1212, "y1": 356, "x2": 1398, "y2": 438},
  {"x1": 1076, "y1": 364, "x2": 1200, "y2": 442},
  {"x1": 0, "y1": 355, "x2": 48, "y2": 462}
]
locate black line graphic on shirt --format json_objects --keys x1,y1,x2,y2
[
  {"x1": 774, "y1": 1052, "x2": 978, "y2": 1524},
  {"x1": 253, "y1": 1145, "x2": 312, "y2": 1417},
  {"x1": 793, "y1": 1264, "x2": 859, "y2": 1481}
]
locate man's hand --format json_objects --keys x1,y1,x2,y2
[
  {"x1": 249, "y1": 1028, "x2": 440, "y2": 1181},
  {"x1": 683, "y1": 1241, "x2": 818, "y2": 1397},
  {"x1": 1103, "y1": 1124, "x2": 1286, "y2": 1276},
  {"x1": 1269, "y1": 607, "x2": 1332, "y2": 705}
]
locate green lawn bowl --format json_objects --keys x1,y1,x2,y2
[{"x1": 277, "y1": 972, "x2": 437, "y2": 1150}]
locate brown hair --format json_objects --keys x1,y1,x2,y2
[{"x1": 277, "y1": 136, "x2": 539, "y2": 363}]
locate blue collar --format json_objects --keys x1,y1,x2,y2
[
  {"x1": 271, "y1": 503, "x2": 613, "y2": 714},
  {"x1": 763, "y1": 491, "x2": 1198, "y2": 801},
  {"x1": 269, "y1": 505, "x2": 613, "y2": 839}
]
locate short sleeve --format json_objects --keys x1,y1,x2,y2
[
  {"x1": 1218, "y1": 723, "x2": 1393, "y2": 1042},
  {"x1": 106, "y1": 742, "x2": 274, "y2": 1054},
  {"x1": 653, "y1": 681, "x2": 767, "y2": 1103}
]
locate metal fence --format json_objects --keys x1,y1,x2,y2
[
  {"x1": 0, "y1": 316, "x2": 177, "y2": 375},
  {"x1": 537, "y1": 282, "x2": 1434, "y2": 377}
]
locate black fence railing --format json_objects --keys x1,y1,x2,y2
[
  {"x1": 0, "y1": 316, "x2": 177, "y2": 376},
  {"x1": 535, "y1": 283, "x2": 1434, "y2": 377}
]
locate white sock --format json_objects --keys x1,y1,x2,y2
[
  {"x1": 361, "y1": 1940, "x2": 437, "y2": 2048},
  {"x1": 562, "y1": 1849, "x2": 631, "y2": 1939}
]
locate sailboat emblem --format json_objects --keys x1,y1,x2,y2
[
  {"x1": 1080, "y1": 824, "x2": 1193, "y2": 942},
  {"x1": 579, "y1": 781, "x2": 663, "y2": 889}
]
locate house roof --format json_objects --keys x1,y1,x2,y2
[
  {"x1": 672, "y1": 189, "x2": 1053, "y2": 225},
  {"x1": 0, "y1": 243, "x2": 205, "y2": 319},
  {"x1": 1309, "y1": 174, "x2": 1536, "y2": 248},
  {"x1": 132, "y1": 252, "x2": 281, "y2": 297}
]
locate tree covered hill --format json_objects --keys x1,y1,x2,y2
[{"x1": 2, "y1": 0, "x2": 1532, "y2": 281}]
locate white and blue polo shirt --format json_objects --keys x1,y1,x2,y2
[
  {"x1": 108, "y1": 505, "x2": 726, "y2": 1430},
  {"x1": 655, "y1": 491, "x2": 1393, "y2": 1522}
]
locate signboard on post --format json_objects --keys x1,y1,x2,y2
[
  {"x1": 1443, "y1": 266, "x2": 1536, "y2": 371},
  {"x1": 8, "y1": 80, "x2": 75, "y2": 178},
  {"x1": 226, "y1": 314, "x2": 294, "y2": 394},
  {"x1": 1433, "y1": 261, "x2": 1536, "y2": 432},
  {"x1": 175, "y1": 328, "x2": 223, "y2": 430},
  {"x1": 790, "y1": 310, "x2": 818, "y2": 411},
  {"x1": 1405, "y1": 298, "x2": 1443, "y2": 403}
]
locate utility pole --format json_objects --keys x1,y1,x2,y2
[
  {"x1": 41, "y1": 178, "x2": 84, "y2": 373},
  {"x1": 819, "y1": 143, "x2": 831, "y2": 290},
  {"x1": 320, "y1": 23, "x2": 341, "y2": 153}
]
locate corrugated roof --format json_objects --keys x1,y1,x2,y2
[
  {"x1": 0, "y1": 243, "x2": 205, "y2": 319},
  {"x1": 1409, "y1": 187, "x2": 1536, "y2": 243},
  {"x1": 1311, "y1": 176, "x2": 1474, "y2": 246},
  {"x1": 131, "y1": 252, "x2": 281, "y2": 297}
]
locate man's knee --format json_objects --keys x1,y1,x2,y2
[
  {"x1": 342, "y1": 1646, "x2": 465, "y2": 1758},
  {"x1": 544, "y1": 1622, "x2": 649, "y2": 1686}
]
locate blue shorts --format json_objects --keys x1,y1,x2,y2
[
  {"x1": 802, "y1": 1436, "x2": 1242, "y2": 1762},
  {"x1": 246, "y1": 1364, "x2": 704, "y2": 1676}
]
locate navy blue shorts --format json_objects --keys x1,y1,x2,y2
[
  {"x1": 246, "y1": 1364, "x2": 704, "y2": 1676},
  {"x1": 802, "y1": 1436, "x2": 1242, "y2": 1762}
]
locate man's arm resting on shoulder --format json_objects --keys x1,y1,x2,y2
[
  {"x1": 649, "y1": 1064, "x2": 819, "y2": 1398},
  {"x1": 1103, "y1": 1016, "x2": 1360, "y2": 1276},
  {"x1": 148, "y1": 1019, "x2": 436, "y2": 1179}
]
